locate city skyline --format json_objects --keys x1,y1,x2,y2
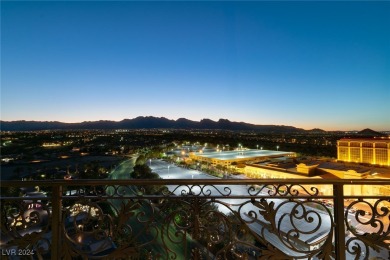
[{"x1": 1, "y1": 1, "x2": 389, "y2": 131}]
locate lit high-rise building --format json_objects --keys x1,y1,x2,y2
[{"x1": 337, "y1": 138, "x2": 390, "y2": 166}]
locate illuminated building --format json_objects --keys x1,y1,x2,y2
[
  {"x1": 42, "y1": 142, "x2": 62, "y2": 147},
  {"x1": 337, "y1": 138, "x2": 390, "y2": 166},
  {"x1": 189, "y1": 149, "x2": 296, "y2": 167},
  {"x1": 243, "y1": 160, "x2": 390, "y2": 197},
  {"x1": 190, "y1": 147, "x2": 390, "y2": 197}
]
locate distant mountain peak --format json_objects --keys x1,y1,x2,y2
[
  {"x1": 308, "y1": 128, "x2": 326, "y2": 133},
  {"x1": 358, "y1": 128, "x2": 385, "y2": 136}
]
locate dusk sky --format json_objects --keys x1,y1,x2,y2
[{"x1": 1, "y1": 1, "x2": 389, "y2": 131}]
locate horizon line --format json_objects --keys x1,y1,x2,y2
[{"x1": 1, "y1": 116, "x2": 389, "y2": 132}]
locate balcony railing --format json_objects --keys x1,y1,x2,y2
[{"x1": 1, "y1": 179, "x2": 389, "y2": 259}]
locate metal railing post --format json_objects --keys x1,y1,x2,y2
[
  {"x1": 51, "y1": 184, "x2": 62, "y2": 259},
  {"x1": 334, "y1": 183, "x2": 346, "y2": 259}
]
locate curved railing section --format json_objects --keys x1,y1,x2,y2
[{"x1": 1, "y1": 179, "x2": 389, "y2": 259}]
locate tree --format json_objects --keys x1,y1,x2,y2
[
  {"x1": 215, "y1": 165, "x2": 224, "y2": 173},
  {"x1": 131, "y1": 164, "x2": 155, "y2": 179},
  {"x1": 131, "y1": 164, "x2": 162, "y2": 194},
  {"x1": 135, "y1": 154, "x2": 146, "y2": 165}
]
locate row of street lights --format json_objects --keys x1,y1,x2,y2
[
  {"x1": 256, "y1": 144, "x2": 264, "y2": 150},
  {"x1": 238, "y1": 144, "x2": 279, "y2": 151}
]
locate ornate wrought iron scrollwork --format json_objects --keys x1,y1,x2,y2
[
  {"x1": 158, "y1": 196, "x2": 262, "y2": 260},
  {"x1": 166, "y1": 184, "x2": 232, "y2": 197},
  {"x1": 1, "y1": 180, "x2": 390, "y2": 259},
  {"x1": 62, "y1": 198, "x2": 143, "y2": 259},
  {"x1": 241, "y1": 197, "x2": 335, "y2": 259},
  {"x1": 1, "y1": 199, "x2": 51, "y2": 259},
  {"x1": 247, "y1": 184, "x2": 319, "y2": 197},
  {"x1": 345, "y1": 198, "x2": 390, "y2": 259}
]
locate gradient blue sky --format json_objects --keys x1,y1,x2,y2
[{"x1": 1, "y1": 1, "x2": 389, "y2": 131}]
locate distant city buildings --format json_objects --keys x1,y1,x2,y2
[{"x1": 337, "y1": 138, "x2": 390, "y2": 166}]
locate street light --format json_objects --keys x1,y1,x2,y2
[
  {"x1": 257, "y1": 144, "x2": 259, "y2": 150},
  {"x1": 276, "y1": 145, "x2": 279, "y2": 151}
]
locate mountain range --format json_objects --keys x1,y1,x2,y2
[
  {"x1": 1, "y1": 117, "x2": 304, "y2": 132},
  {"x1": 0, "y1": 117, "x2": 385, "y2": 135}
]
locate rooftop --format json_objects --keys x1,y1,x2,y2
[
  {"x1": 317, "y1": 162, "x2": 372, "y2": 174},
  {"x1": 339, "y1": 137, "x2": 390, "y2": 143},
  {"x1": 193, "y1": 149, "x2": 294, "y2": 161}
]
